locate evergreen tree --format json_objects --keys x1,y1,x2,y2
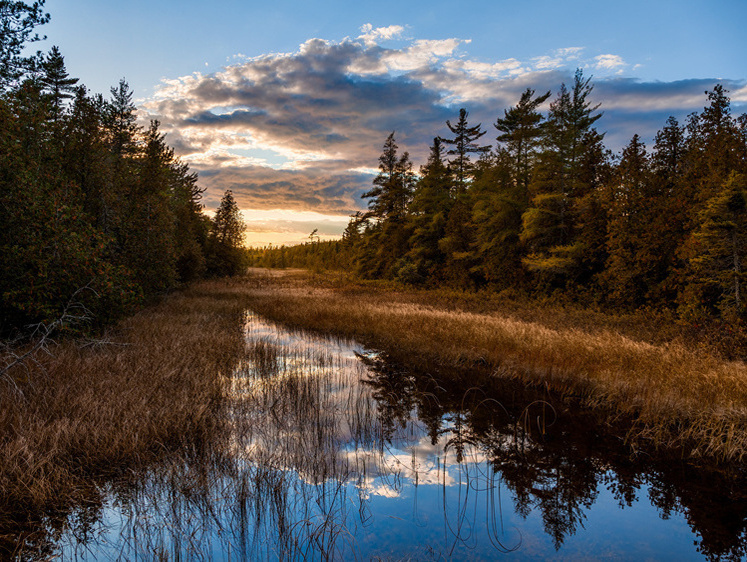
[
  {"x1": 404, "y1": 137, "x2": 451, "y2": 283},
  {"x1": 521, "y1": 69, "x2": 604, "y2": 288},
  {"x1": 683, "y1": 173, "x2": 747, "y2": 319},
  {"x1": 119, "y1": 120, "x2": 178, "y2": 295},
  {"x1": 207, "y1": 189, "x2": 246, "y2": 276},
  {"x1": 0, "y1": 80, "x2": 138, "y2": 331},
  {"x1": 494, "y1": 88, "x2": 550, "y2": 191},
  {"x1": 652, "y1": 116, "x2": 684, "y2": 182},
  {"x1": 360, "y1": 132, "x2": 415, "y2": 278},
  {"x1": 470, "y1": 149, "x2": 526, "y2": 287},
  {"x1": 0, "y1": 0, "x2": 49, "y2": 87},
  {"x1": 170, "y1": 159, "x2": 208, "y2": 282},
  {"x1": 438, "y1": 193, "x2": 476, "y2": 286},
  {"x1": 63, "y1": 86, "x2": 113, "y2": 229},
  {"x1": 440, "y1": 108, "x2": 490, "y2": 193},
  {"x1": 105, "y1": 78, "x2": 139, "y2": 157},
  {"x1": 681, "y1": 85, "x2": 746, "y2": 213},
  {"x1": 362, "y1": 132, "x2": 413, "y2": 222},
  {"x1": 604, "y1": 135, "x2": 655, "y2": 304},
  {"x1": 650, "y1": 116, "x2": 689, "y2": 302},
  {"x1": 40, "y1": 45, "x2": 77, "y2": 116}
]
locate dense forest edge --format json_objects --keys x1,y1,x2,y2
[
  {"x1": 0, "y1": 1, "x2": 247, "y2": 340},
  {"x1": 251, "y1": 72, "x2": 747, "y2": 358}
]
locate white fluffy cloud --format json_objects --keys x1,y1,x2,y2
[
  {"x1": 358, "y1": 23, "x2": 406, "y2": 46},
  {"x1": 594, "y1": 54, "x2": 626, "y2": 72}
]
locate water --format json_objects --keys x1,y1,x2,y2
[{"x1": 12, "y1": 312, "x2": 747, "y2": 559}]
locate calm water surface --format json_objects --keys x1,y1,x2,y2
[{"x1": 14, "y1": 311, "x2": 747, "y2": 560}]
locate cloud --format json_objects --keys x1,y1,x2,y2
[
  {"x1": 594, "y1": 54, "x2": 626, "y2": 72},
  {"x1": 358, "y1": 23, "x2": 406, "y2": 47},
  {"x1": 141, "y1": 27, "x2": 746, "y2": 229},
  {"x1": 532, "y1": 47, "x2": 585, "y2": 71}
]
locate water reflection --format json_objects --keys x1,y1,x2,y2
[{"x1": 5, "y1": 311, "x2": 747, "y2": 560}]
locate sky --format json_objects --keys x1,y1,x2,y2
[{"x1": 37, "y1": 0, "x2": 747, "y2": 246}]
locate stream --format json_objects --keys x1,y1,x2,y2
[{"x1": 10, "y1": 311, "x2": 747, "y2": 560}]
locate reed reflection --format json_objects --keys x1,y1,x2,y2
[{"x1": 6, "y1": 311, "x2": 747, "y2": 560}]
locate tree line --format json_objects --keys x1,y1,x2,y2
[
  {"x1": 0, "y1": 0, "x2": 246, "y2": 334},
  {"x1": 255, "y1": 70, "x2": 747, "y2": 322}
]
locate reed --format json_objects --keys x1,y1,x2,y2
[
  {"x1": 0, "y1": 285, "x2": 249, "y2": 519},
  {"x1": 231, "y1": 269, "x2": 747, "y2": 463}
]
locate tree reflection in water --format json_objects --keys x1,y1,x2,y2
[{"x1": 4, "y1": 311, "x2": 747, "y2": 561}]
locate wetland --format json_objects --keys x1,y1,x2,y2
[{"x1": 2, "y1": 273, "x2": 747, "y2": 560}]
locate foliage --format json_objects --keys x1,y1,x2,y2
[
  {"x1": 0, "y1": 0, "x2": 49, "y2": 88},
  {"x1": 0, "y1": 31, "x2": 215, "y2": 334},
  {"x1": 206, "y1": 190, "x2": 247, "y2": 276},
  {"x1": 439, "y1": 107, "x2": 490, "y2": 193},
  {"x1": 259, "y1": 76, "x2": 747, "y2": 328}
]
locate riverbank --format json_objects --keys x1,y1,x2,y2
[
  {"x1": 238, "y1": 268, "x2": 747, "y2": 463},
  {"x1": 2, "y1": 268, "x2": 745, "y2": 543},
  {"x1": 0, "y1": 285, "x2": 248, "y2": 545}
]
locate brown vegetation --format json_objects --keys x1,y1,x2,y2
[
  {"x1": 2, "y1": 267, "x2": 745, "y2": 545},
  {"x1": 0, "y1": 284, "x2": 249, "y2": 523},
  {"x1": 237, "y1": 268, "x2": 747, "y2": 463}
]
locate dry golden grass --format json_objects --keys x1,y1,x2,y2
[
  {"x1": 235, "y1": 268, "x2": 747, "y2": 463},
  {"x1": 2, "y1": 267, "x2": 744, "y2": 525},
  {"x1": 0, "y1": 284, "x2": 249, "y2": 515}
]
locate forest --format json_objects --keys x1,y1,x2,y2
[
  {"x1": 3, "y1": 0, "x2": 747, "y2": 336},
  {"x1": 253, "y1": 72, "x2": 747, "y2": 327},
  {"x1": 0, "y1": 1, "x2": 247, "y2": 336}
]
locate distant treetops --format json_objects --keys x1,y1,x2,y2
[
  {"x1": 0, "y1": 1, "x2": 246, "y2": 334},
  {"x1": 259, "y1": 71, "x2": 747, "y2": 322}
]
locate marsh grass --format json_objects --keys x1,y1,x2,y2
[
  {"x1": 0, "y1": 283, "x2": 251, "y2": 553},
  {"x1": 233, "y1": 269, "x2": 747, "y2": 463},
  {"x1": 5, "y1": 290, "x2": 744, "y2": 559}
]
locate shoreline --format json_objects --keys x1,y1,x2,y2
[
  {"x1": 2, "y1": 269, "x2": 745, "y2": 554},
  {"x1": 237, "y1": 268, "x2": 747, "y2": 464}
]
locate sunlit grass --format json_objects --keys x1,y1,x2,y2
[
  {"x1": 0, "y1": 287, "x2": 248, "y2": 518},
  {"x1": 232, "y1": 269, "x2": 747, "y2": 462}
]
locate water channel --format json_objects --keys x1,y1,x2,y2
[{"x1": 10, "y1": 311, "x2": 747, "y2": 559}]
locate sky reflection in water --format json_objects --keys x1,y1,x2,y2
[{"x1": 51, "y1": 311, "x2": 742, "y2": 560}]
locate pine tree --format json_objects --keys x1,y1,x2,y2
[
  {"x1": 40, "y1": 45, "x2": 77, "y2": 116},
  {"x1": 683, "y1": 86, "x2": 747, "y2": 210},
  {"x1": 652, "y1": 116, "x2": 684, "y2": 182},
  {"x1": 121, "y1": 120, "x2": 178, "y2": 294},
  {"x1": 521, "y1": 69, "x2": 605, "y2": 287},
  {"x1": 171, "y1": 159, "x2": 208, "y2": 282},
  {"x1": 207, "y1": 189, "x2": 246, "y2": 276},
  {"x1": 63, "y1": 86, "x2": 113, "y2": 230},
  {"x1": 649, "y1": 116, "x2": 689, "y2": 303},
  {"x1": 604, "y1": 135, "x2": 657, "y2": 305},
  {"x1": 360, "y1": 132, "x2": 415, "y2": 278},
  {"x1": 683, "y1": 173, "x2": 747, "y2": 319},
  {"x1": 470, "y1": 149, "x2": 526, "y2": 287},
  {"x1": 0, "y1": 0, "x2": 50, "y2": 87},
  {"x1": 212, "y1": 189, "x2": 245, "y2": 245},
  {"x1": 494, "y1": 88, "x2": 550, "y2": 192},
  {"x1": 440, "y1": 108, "x2": 490, "y2": 193},
  {"x1": 362, "y1": 132, "x2": 413, "y2": 222},
  {"x1": 404, "y1": 137, "x2": 451, "y2": 282},
  {"x1": 105, "y1": 78, "x2": 139, "y2": 156}
]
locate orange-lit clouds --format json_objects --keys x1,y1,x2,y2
[{"x1": 140, "y1": 24, "x2": 746, "y2": 245}]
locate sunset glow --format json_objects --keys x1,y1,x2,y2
[{"x1": 38, "y1": 0, "x2": 746, "y2": 246}]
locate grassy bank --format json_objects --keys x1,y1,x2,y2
[
  {"x1": 236, "y1": 268, "x2": 747, "y2": 463},
  {"x1": 2, "y1": 267, "x2": 745, "y2": 529},
  {"x1": 0, "y1": 283, "x2": 249, "y2": 525}
]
